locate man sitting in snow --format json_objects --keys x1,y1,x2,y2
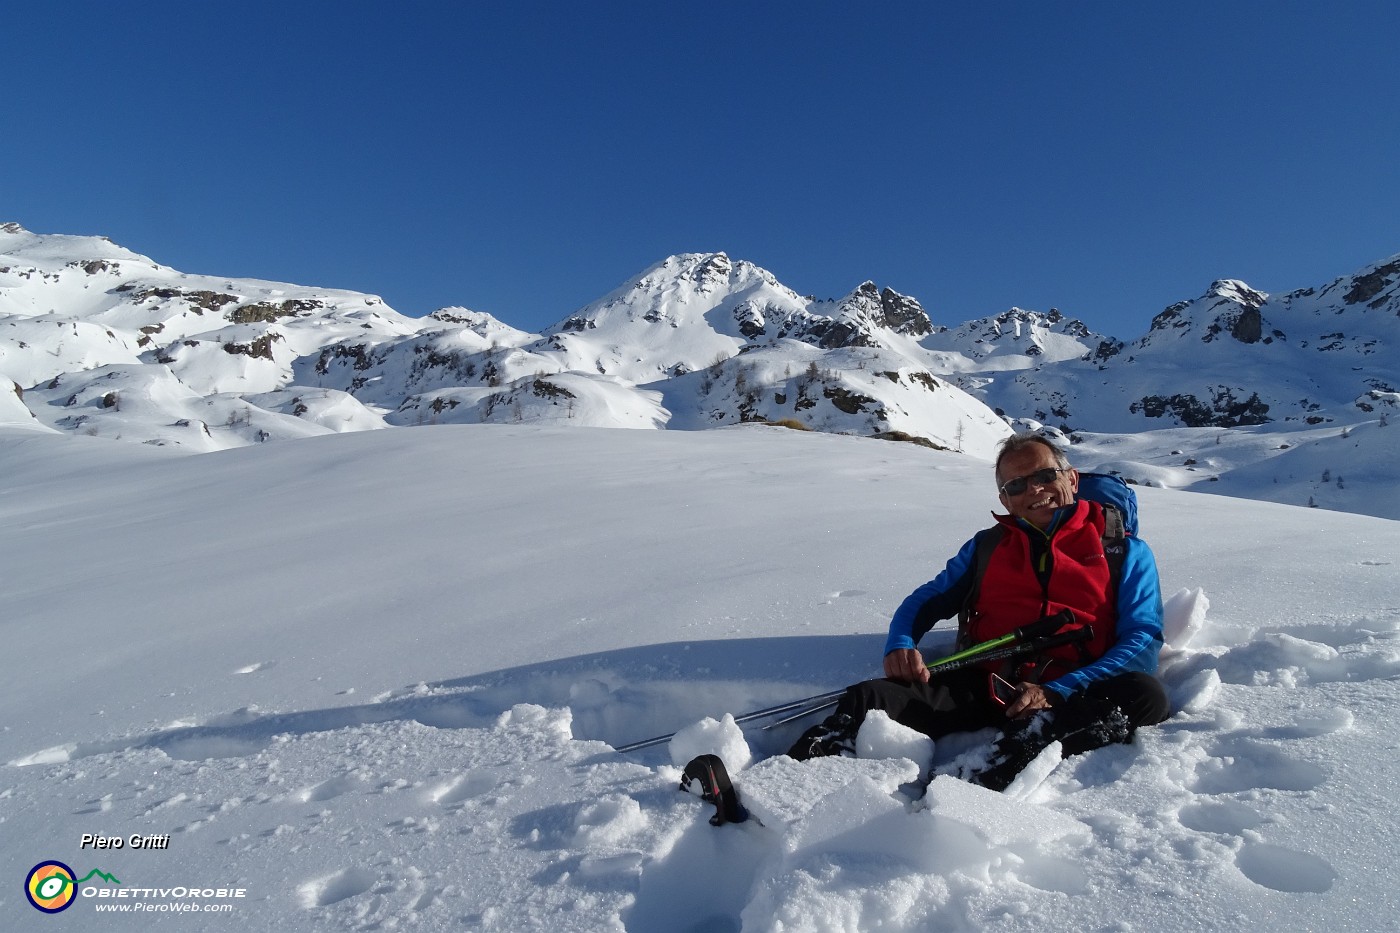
[{"x1": 788, "y1": 433, "x2": 1170, "y2": 790}]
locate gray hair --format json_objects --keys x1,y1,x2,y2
[{"x1": 994, "y1": 433, "x2": 1071, "y2": 483}]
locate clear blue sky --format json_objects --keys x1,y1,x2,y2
[{"x1": 5, "y1": 2, "x2": 1398, "y2": 338}]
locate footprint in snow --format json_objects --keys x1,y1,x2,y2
[
  {"x1": 73, "y1": 793, "x2": 115, "y2": 816},
  {"x1": 386, "y1": 816, "x2": 436, "y2": 835},
  {"x1": 1176, "y1": 799, "x2": 1265, "y2": 835},
  {"x1": 1247, "y1": 707, "x2": 1355, "y2": 741},
  {"x1": 1213, "y1": 632, "x2": 1400, "y2": 686},
  {"x1": 1235, "y1": 842, "x2": 1337, "y2": 893},
  {"x1": 429, "y1": 771, "x2": 497, "y2": 808},
  {"x1": 819, "y1": 589, "x2": 869, "y2": 604},
  {"x1": 301, "y1": 774, "x2": 363, "y2": 803},
  {"x1": 410, "y1": 882, "x2": 445, "y2": 912},
  {"x1": 1009, "y1": 850, "x2": 1090, "y2": 895},
  {"x1": 1190, "y1": 738, "x2": 1327, "y2": 795},
  {"x1": 298, "y1": 866, "x2": 377, "y2": 908}
]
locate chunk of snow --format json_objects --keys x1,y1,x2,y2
[
  {"x1": 668, "y1": 713, "x2": 751, "y2": 771},
  {"x1": 856, "y1": 708, "x2": 935, "y2": 773}
]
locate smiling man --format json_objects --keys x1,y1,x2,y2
[{"x1": 788, "y1": 434, "x2": 1170, "y2": 791}]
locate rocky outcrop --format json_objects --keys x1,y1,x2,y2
[
  {"x1": 1129, "y1": 388, "x2": 1271, "y2": 427},
  {"x1": 879, "y1": 287, "x2": 933, "y2": 337},
  {"x1": 1342, "y1": 258, "x2": 1400, "y2": 310},
  {"x1": 776, "y1": 282, "x2": 933, "y2": 350}
]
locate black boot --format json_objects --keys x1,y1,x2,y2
[
  {"x1": 963, "y1": 715, "x2": 1056, "y2": 791},
  {"x1": 966, "y1": 700, "x2": 1133, "y2": 792},
  {"x1": 786, "y1": 713, "x2": 858, "y2": 761}
]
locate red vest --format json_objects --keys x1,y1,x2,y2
[{"x1": 964, "y1": 500, "x2": 1116, "y2": 680}]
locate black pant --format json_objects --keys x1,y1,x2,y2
[{"x1": 837, "y1": 669, "x2": 1170, "y2": 749}]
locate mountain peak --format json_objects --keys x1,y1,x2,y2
[
  {"x1": 1340, "y1": 255, "x2": 1400, "y2": 310},
  {"x1": 1143, "y1": 277, "x2": 1269, "y2": 346},
  {"x1": 1205, "y1": 279, "x2": 1267, "y2": 310}
]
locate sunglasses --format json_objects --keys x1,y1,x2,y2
[{"x1": 998, "y1": 467, "x2": 1067, "y2": 497}]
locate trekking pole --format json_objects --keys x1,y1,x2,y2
[
  {"x1": 922, "y1": 609, "x2": 1074, "y2": 671},
  {"x1": 761, "y1": 698, "x2": 848, "y2": 730},
  {"x1": 761, "y1": 616, "x2": 1090, "y2": 730},
  {"x1": 613, "y1": 690, "x2": 850, "y2": 753},
  {"x1": 757, "y1": 608, "x2": 1078, "y2": 732},
  {"x1": 612, "y1": 610, "x2": 1077, "y2": 753}
]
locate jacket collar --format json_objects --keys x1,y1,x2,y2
[{"x1": 991, "y1": 498, "x2": 1092, "y2": 538}]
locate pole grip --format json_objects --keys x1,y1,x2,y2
[{"x1": 1011, "y1": 608, "x2": 1076, "y2": 642}]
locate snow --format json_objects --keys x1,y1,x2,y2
[
  {"x1": 856, "y1": 710, "x2": 935, "y2": 775},
  {"x1": 3, "y1": 423, "x2": 1398, "y2": 931},
  {"x1": 669, "y1": 714, "x2": 753, "y2": 772},
  {"x1": 5, "y1": 226, "x2": 1398, "y2": 525}
]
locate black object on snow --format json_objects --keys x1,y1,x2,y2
[{"x1": 680, "y1": 754, "x2": 749, "y2": 826}]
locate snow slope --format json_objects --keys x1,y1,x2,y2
[{"x1": 2, "y1": 425, "x2": 1398, "y2": 931}]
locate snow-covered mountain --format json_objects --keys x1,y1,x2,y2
[
  {"x1": 923, "y1": 306, "x2": 1102, "y2": 372},
  {"x1": 2, "y1": 223, "x2": 1397, "y2": 517},
  {"x1": 0, "y1": 228, "x2": 1012, "y2": 458},
  {"x1": 987, "y1": 260, "x2": 1400, "y2": 434},
  {"x1": 0, "y1": 223, "x2": 416, "y2": 451}
]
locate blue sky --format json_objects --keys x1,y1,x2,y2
[{"x1": 5, "y1": 2, "x2": 1398, "y2": 338}]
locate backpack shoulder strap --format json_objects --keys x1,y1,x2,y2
[
  {"x1": 959, "y1": 525, "x2": 1005, "y2": 632},
  {"x1": 1098, "y1": 502, "x2": 1127, "y2": 603}
]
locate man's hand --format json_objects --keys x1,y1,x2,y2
[
  {"x1": 1005, "y1": 682, "x2": 1053, "y2": 718},
  {"x1": 883, "y1": 648, "x2": 930, "y2": 683}
]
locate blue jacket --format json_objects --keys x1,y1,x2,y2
[{"x1": 883, "y1": 507, "x2": 1165, "y2": 700}]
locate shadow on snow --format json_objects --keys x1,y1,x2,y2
[{"x1": 26, "y1": 632, "x2": 956, "y2": 767}]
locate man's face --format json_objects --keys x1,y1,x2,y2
[{"x1": 996, "y1": 444, "x2": 1079, "y2": 530}]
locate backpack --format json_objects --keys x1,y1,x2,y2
[{"x1": 960, "y1": 472, "x2": 1137, "y2": 626}]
